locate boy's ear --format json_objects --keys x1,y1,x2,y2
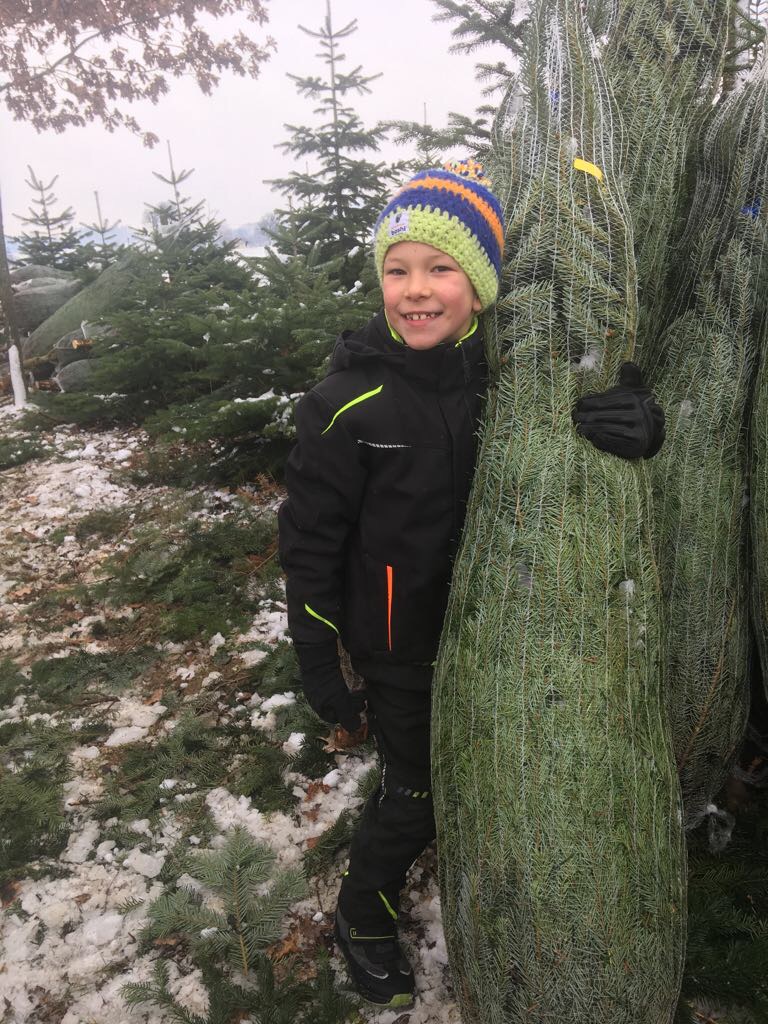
[{"x1": 472, "y1": 291, "x2": 482, "y2": 313}]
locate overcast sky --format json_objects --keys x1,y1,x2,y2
[{"x1": 0, "y1": 1, "x2": 498, "y2": 234}]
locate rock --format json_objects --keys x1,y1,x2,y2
[
  {"x1": 9, "y1": 264, "x2": 75, "y2": 284},
  {"x1": 55, "y1": 359, "x2": 95, "y2": 393},
  {"x1": 13, "y1": 278, "x2": 83, "y2": 333},
  {"x1": 23, "y1": 254, "x2": 142, "y2": 359}
]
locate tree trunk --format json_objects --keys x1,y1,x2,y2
[{"x1": 0, "y1": 179, "x2": 27, "y2": 406}]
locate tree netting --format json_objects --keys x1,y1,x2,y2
[
  {"x1": 739, "y1": 55, "x2": 768, "y2": 704},
  {"x1": 430, "y1": 2, "x2": 686, "y2": 1021},
  {"x1": 598, "y1": 0, "x2": 731, "y2": 363},
  {"x1": 646, "y1": 50, "x2": 768, "y2": 828}
]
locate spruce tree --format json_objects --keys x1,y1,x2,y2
[
  {"x1": 264, "y1": 0, "x2": 398, "y2": 292},
  {"x1": 431, "y1": 2, "x2": 685, "y2": 1020},
  {"x1": 646, "y1": 41, "x2": 767, "y2": 828},
  {"x1": 80, "y1": 191, "x2": 122, "y2": 268},
  {"x1": 11, "y1": 166, "x2": 91, "y2": 271}
]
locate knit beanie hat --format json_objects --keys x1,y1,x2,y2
[{"x1": 373, "y1": 159, "x2": 505, "y2": 311}]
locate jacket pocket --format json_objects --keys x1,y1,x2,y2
[{"x1": 362, "y1": 554, "x2": 449, "y2": 661}]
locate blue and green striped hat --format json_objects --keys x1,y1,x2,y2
[{"x1": 374, "y1": 160, "x2": 505, "y2": 310}]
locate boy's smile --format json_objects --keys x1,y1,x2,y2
[{"x1": 382, "y1": 241, "x2": 482, "y2": 350}]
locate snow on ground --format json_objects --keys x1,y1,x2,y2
[{"x1": 0, "y1": 411, "x2": 460, "y2": 1024}]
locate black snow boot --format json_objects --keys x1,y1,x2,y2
[{"x1": 334, "y1": 907, "x2": 415, "y2": 1009}]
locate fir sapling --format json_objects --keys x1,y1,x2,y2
[
  {"x1": 431, "y1": 2, "x2": 685, "y2": 1020},
  {"x1": 126, "y1": 827, "x2": 306, "y2": 980}
]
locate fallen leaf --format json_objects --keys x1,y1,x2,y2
[
  {"x1": 143, "y1": 687, "x2": 164, "y2": 705},
  {"x1": 321, "y1": 719, "x2": 369, "y2": 753},
  {"x1": 267, "y1": 929, "x2": 301, "y2": 961},
  {"x1": 24, "y1": 495, "x2": 39, "y2": 505},
  {"x1": 1, "y1": 879, "x2": 22, "y2": 908},
  {"x1": 304, "y1": 781, "x2": 330, "y2": 803},
  {"x1": 73, "y1": 893, "x2": 91, "y2": 906}
]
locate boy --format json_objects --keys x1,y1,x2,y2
[{"x1": 278, "y1": 163, "x2": 664, "y2": 1009}]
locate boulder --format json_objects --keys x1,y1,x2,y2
[
  {"x1": 55, "y1": 359, "x2": 95, "y2": 393},
  {"x1": 23, "y1": 255, "x2": 142, "y2": 360},
  {"x1": 13, "y1": 278, "x2": 83, "y2": 334},
  {"x1": 10, "y1": 264, "x2": 75, "y2": 284}
]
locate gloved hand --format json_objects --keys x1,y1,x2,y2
[
  {"x1": 294, "y1": 641, "x2": 367, "y2": 732},
  {"x1": 572, "y1": 361, "x2": 665, "y2": 460}
]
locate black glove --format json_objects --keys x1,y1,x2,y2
[
  {"x1": 294, "y1": 642, "x2": 366, "y2": 732},
  {"x1": 572, "y1": 361, "x2": 665, "y2": 460}
]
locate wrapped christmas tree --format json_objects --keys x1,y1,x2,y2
[
  {"x1": 743, "y1": 57, "x2": 768, "y2": 699},
  {"x1": 600, "y1": 1, "x2": 730, "y2": 361},
  {"x1": 647, "y1": 51, "x2": 767, "y2": 826},
  {"x1": 431, "y1": 2, "x2": 686, "y2": 1021}
]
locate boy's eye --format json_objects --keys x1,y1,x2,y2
[
  {"x1": 385, "y1": 267, "x2": 405, "y2": 275},
  {"x1": 433, "y1": 264, "x2": 454, "y2": 272}
]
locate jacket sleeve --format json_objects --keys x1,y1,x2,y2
[{"x1": 278, "y1": 387, "x2": 367, "y2": 722}]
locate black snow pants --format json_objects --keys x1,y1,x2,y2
[{"x1": 337, "y1": 666, "x2": 435, "y2": 933}]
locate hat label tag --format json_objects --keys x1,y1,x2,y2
[{"x1": 389, "y1": 210, "x2": 409, "y2": 238}]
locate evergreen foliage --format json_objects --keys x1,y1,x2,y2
[
  {"x1": 121, "y1": 829, "x2": 358, "y2": 1024},
  {"x1": 0, "y1": 435, "x2": 45, "y2": 470},
  {"x1": 0, "y1": 752, "x2": 68, "y2": 881},
  {"x1": 27, "y1": 648, "x2": 158, "y2": 709},
  {"x1": 601, "y1": 1, "x2": 731, "y2": 361},
  {"x1": 72, "y1": 506, "x2": 132, "y2": 542},
  {"x1": 94, "y1": 710, "x2": 294, "y2": 824},
  {"x1": 676, "y1": 793, "x2": 768, "y2": 1022},
  {"x1": 432, "y1": 2, "x2": 685, "y2": 1020},
  {"x1": 0, "y1": 720, "x2": 86, "y2": 882},
  {"x1": 10, "y1": 165, "x2": 93, "y2": 272},
  {"x1": 80, "y1": 190, "x2": 122, "y2": 268},
  {"x1": 137, "y1": 827, "x2": 306, "y2": 968},
  {"x1": 648, "y1": 53, "x2": 768, "y2": 826},
  {"x1": 92, "y1": 507, "x2": 277, "y2": 641},
  {"x1": 123, "y1": 951, "x2": 358, "y2": 1024},
  {"x1": 264, "y1": 0, "x2": 398, "y2": 293},
  {"x1": 35, "y1": 158, "x2": 380, "y2": 484}
]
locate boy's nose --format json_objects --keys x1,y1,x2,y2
[{"x1": 405, "y1": 273, "x2": 430, "y2": 297}]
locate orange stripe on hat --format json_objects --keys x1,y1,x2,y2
[{"x1": 396, "y1": 174, "x2": 505, "y2": 257}]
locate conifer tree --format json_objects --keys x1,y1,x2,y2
[
  {"x1": 431, "y1": 2, "x2": 685, "y2": 1020},
  {"x1": 80, "y1": 191, "x2": 122, "y2": 268},
  {"x1": 0, "y1": 0, "x2": 272, "y2": 406},
  {"x1": 644, "y1": 37, "x2": 767, "y2": 828},
  {"x1": 265, "y1": 0, "x2": 398, "y2": 292},
  {"x1": 11, "y1": 166, "x2": 90, "y2": 271}
]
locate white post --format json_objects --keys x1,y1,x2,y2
[{"x1": 8, "y1": 343, "x2": 27, "y2": 408}]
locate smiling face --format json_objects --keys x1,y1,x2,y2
[{"x1": 381, "y1": 241, "x2": 482, "y2": 350}]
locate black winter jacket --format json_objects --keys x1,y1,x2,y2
[{"x1": 278, "y1": 311, "x2": 487, "y2": 705}]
